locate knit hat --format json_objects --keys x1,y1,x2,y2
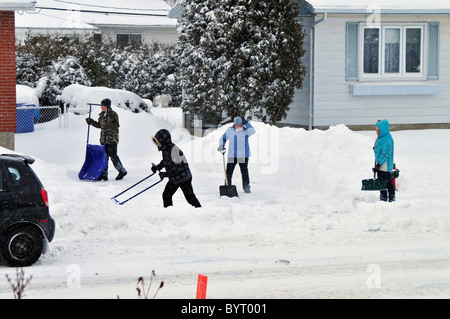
[
  {"x1": 101, "y1": 98, "x2": 112, "y2": 108},
  {"x1": 234, "y1": 117, "x2": 243, "y2": 126}
]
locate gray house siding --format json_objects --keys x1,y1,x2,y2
[{"x1": 280, "y1": 16, "x2": 314, "y2": 128}]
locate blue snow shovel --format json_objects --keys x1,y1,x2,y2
[
  {"x1": 78, "y1": 103, "x2": 108, "y2": 181},
  {"x1": 111, "y1": 164, "x2": 164, "y2": 205}
]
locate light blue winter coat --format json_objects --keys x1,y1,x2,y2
[
  {"x1": 220, "y1": 122, "x2": 256, "y2": 158},
  {"x1": 375, "y1": 119, "x2": 394, "y2": 172}
]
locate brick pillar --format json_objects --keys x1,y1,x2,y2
[{"x1": 0, "y1": 11, "x2": 16, "y2": 150}]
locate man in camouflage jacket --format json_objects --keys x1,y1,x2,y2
[{"x1": 86, "y1": 98, "x2": 127, "y2": 181}]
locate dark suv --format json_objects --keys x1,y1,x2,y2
[{"x1": 0, "y1": 154, "x2": 55, "y2": 267}]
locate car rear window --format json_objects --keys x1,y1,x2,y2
[
  {"x1": 5, "y1": 163, "x2": 41, "y2": 190},
  {"x1": 8, "y1": 167, "x2": 22, "y2": 186}
]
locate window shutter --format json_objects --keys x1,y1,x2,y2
[
  {"x1": 346, "y1": 22, "x2": 359, "y2": 81},
  {"x1": 428, "y1": 22, "x2": 439, "y2": 80}
]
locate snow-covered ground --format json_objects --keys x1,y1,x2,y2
[{"x1": 1, "y1": 101, "x2": 450, "y2": 299}]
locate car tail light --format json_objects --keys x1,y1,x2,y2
[{"x1": 41, "y1": 188, "x2": 49, "y2": 207}]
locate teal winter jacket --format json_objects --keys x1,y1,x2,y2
[{"x1": 374, "y1": 119, "x2": 394, "y2": 172}]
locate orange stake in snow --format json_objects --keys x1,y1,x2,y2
[{"x1": 196, "y1": 274, "x2": 208, "y2": 299}]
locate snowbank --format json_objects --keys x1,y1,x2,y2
[
  {"x1": 150, "y1": 106, "x2": 184, "y2": 128},
  {"x1": 58, "y1": 84, "x2": 149, "y2": 114},
  {"x1": 16, "y1": 85, "x2": 40, "y2": 106},
  {"x1": 181, "y1": 122, "x2": 374, "y2": 197}
]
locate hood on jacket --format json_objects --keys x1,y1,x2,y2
[
  {"x1": 376, "y1": 119, "x2": 390, "y2": 138},
  {"x1": 153, "y1": 129, "x2": 173, "y2": 151}
]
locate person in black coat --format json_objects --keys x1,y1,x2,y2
[{"x1": 152, "y1": 129, "x2": 201, "y2": 208}]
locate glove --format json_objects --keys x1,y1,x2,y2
[
  {"x1": 85, "y1": 118, "x2": 92, "y2": 124},
  {"x1": 372, "y1": 163, "x2": 381, "y2": 173},
  {"x1": 217, "y1": 145, "x2": 226, "y2": 154},
  {"x1": 151, "y1": 163, "x2": 160, "y2": 174},
  {"x1": 159, "y1": 172, "x2": 167, "y2": 180},
  {"x1": 241, "y1": 117, "x2": 248, "y2": 125}
]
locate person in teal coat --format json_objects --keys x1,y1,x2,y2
[{"x1": 374, "y1": 119, "x2": 395, "y2": 202}]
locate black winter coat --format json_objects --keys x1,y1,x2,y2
[{"x1": 154, "y1": 129, "x2": 192, "y2": 185}]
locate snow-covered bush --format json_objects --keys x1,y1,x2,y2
[
  {"x1": 16, "y1": 33, "x2": 181, "y2": 109},
  {"x1": 57, "y1": 84, "x2": 149, "y2": 114},
  {"x1": 41, "y1": 56, "x2": 92, "y2": 106}
]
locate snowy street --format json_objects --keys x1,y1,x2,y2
[{"x1": 1, "y1": 105, "x2": 450, "y2": 299}]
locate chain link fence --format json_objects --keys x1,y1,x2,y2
[{"x1": 16, "y1": 105, "x2": 68, "y2": 134}]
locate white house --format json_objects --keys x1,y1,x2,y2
[
  {"x1": 290, "y1": 0, "x2": 450, "y2": 130},
  {"x1": 168, "y1": 0, "x2": 450, "y2": 130},
  {"x1": 15, "y1": 0, "x2": 178, "y2": 45}
]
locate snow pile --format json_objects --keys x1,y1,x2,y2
[
  {"x1": 150, "y1": 106, "x2": 185, "y2": 128},
  {"x1": 184, "y1": 123, "x2": 373, "y2": 196},
  {"x1": 58, "y1": 84, "x2": 149, "y2": 114},
  {"x1": 16, "y1": 85, "x2": 41, "y2": 106}
]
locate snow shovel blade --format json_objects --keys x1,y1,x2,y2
[
  {"x1": 361, "y1": 178, "x2": 387, "y2": 191},
  {"x1": 220, "y1": 184, "x2": 239, "y2": 198},
  {"x1": 78, "y1": 144, "x2": 108, "y2": 181}
]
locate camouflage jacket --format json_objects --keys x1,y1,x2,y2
[{"x1": 90, "y1": 109, "x2": 120, "y2": 144}]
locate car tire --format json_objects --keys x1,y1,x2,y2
[{"x1": 1, "y1": 224, "x2": 44, "y2": 267}]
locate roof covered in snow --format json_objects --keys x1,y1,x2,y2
[
  {"x1": 0, "y1": 0, "x2": 35, "y2": 11},
  {"x1": 15, "y1": 0, "x2": 176, "y2": 30},
  {"x1": 305, "y1": 0, "x2": 450, "y2": 14}
]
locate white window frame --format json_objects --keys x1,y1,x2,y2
[
  {"x1": 359, "y1": 23, "x2": 427, "y2": 82},
  {"x1": 116, "y1": 33, "x2": 142, "y2": 46}
]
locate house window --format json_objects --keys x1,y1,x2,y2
[
  {"x1": 360, "y1": 24, "x2": 425, "y2": 80},
  {"x1": 117, "y1": 34, "x2": 142, "y2": 46}
]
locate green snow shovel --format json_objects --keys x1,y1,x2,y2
[
  {"x1": 361, "y1": 176, "x2": 388, "y2": 191},
  {"x1": 361, "y1": 169, "x2": 387, "y2": 191}
]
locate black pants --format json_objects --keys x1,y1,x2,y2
[
  {"x1": 226, "y1": 157, "x2": 249, "y2": 189},
  {"x1": 101, "y1": 143, "x2": 126, "y2": 178},
  {"x1": 378, "y1": 171, "x2": 395, "y2": 201},
  {"x1": 162, "y1": 178, "x2": 201, "y2": 208}
]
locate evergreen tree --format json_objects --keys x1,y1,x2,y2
[
  {"x1": 16, "y1": 33, "x2": 181, "y2": 110},
  {"x1": 177, "y1": 0, "x2": 305, "y2": 123},
  {"x1": 41, "y1": 56, "x2": 91, "y2": 106}
]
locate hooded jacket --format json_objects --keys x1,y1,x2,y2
[
  {"x1": 375, "y1": 119, "x2": 394, "y2": 172},
  {"x1": 154, "y1": 129, "x2": 192, "y2": 184}
]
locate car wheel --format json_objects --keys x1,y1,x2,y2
[{"x1": 1, "y1": 224, "x2": 43, "y2": 267}]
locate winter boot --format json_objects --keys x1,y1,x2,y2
[{"x1": 116, "y1": 171, "x2": 127, "y2": 180}]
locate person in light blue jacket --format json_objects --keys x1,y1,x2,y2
[
  {"x1": 218, "y1": 117, "x2": 256, "y2": 193},
  {"x1": 374, "y1": 119, "x2": 395, "y2": 202}
]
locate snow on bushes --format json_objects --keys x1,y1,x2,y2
[{"x1": 57, "y1": 84, "x2": 149, "y2": 114}]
